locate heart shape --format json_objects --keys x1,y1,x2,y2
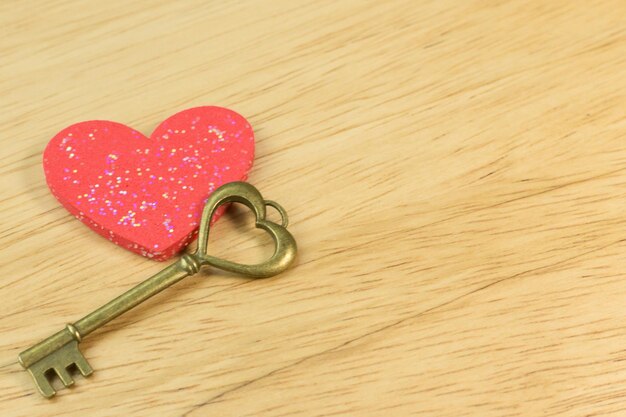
[
  {"x1": 192, "y1": 181, "x2": 297, "y2": 278},
  {"x1": 43, "y1": 106, "x2": 254, "y2": 260}
]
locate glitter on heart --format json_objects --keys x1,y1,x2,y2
[{"x1": 43, "y1": 106, "x2": 255, "y2": 261}]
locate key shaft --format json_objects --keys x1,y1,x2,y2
[{"x1": 75, "y1": 253, "x2": 200, "y2": 337}]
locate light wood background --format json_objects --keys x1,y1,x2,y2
[{"x1": 2, "y1": 1, "x2": 626, "y2": 416}]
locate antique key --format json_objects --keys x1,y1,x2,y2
[{"x1": 18, "y1": 182, "x2": 297, "y2": 398}]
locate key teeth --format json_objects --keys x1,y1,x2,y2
[
  {"x1": 31, "y1": 370, "x2": 56, "y2": 398},
  {"x1": 24, "y1": 340, "x2": 93, "y2": 398},
  {"x1": 54, "y1": 366, "x2": 74, "y2": 387},
  {"x1": 74, "y1": 356, "x2": 93, "y2": 377}
]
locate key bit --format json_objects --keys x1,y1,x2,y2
[
  {"x1": 19, "y1": 324, "x2": 93, "y2": 398},
  {"x1": 18, "y1": 182, "x2": 297, "y2": 398}
]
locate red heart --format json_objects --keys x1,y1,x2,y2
[{"x1": 43, "y1": 106, "x2": 254, "y2": 261}]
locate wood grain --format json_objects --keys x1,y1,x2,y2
[{"x1": 2, "y1": 0, "x2": 626, "y2": 415}]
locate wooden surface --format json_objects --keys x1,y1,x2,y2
[{"x1": 2, "y1": 1, "x2": 626, "y2": 415}]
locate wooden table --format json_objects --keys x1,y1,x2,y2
[{"x1": 2, "y1": 1, "x2": 626, "y2": 415}]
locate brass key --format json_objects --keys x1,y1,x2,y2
[{"x1": 18, "y1": 182, "x2": 297, "y2": 398}]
